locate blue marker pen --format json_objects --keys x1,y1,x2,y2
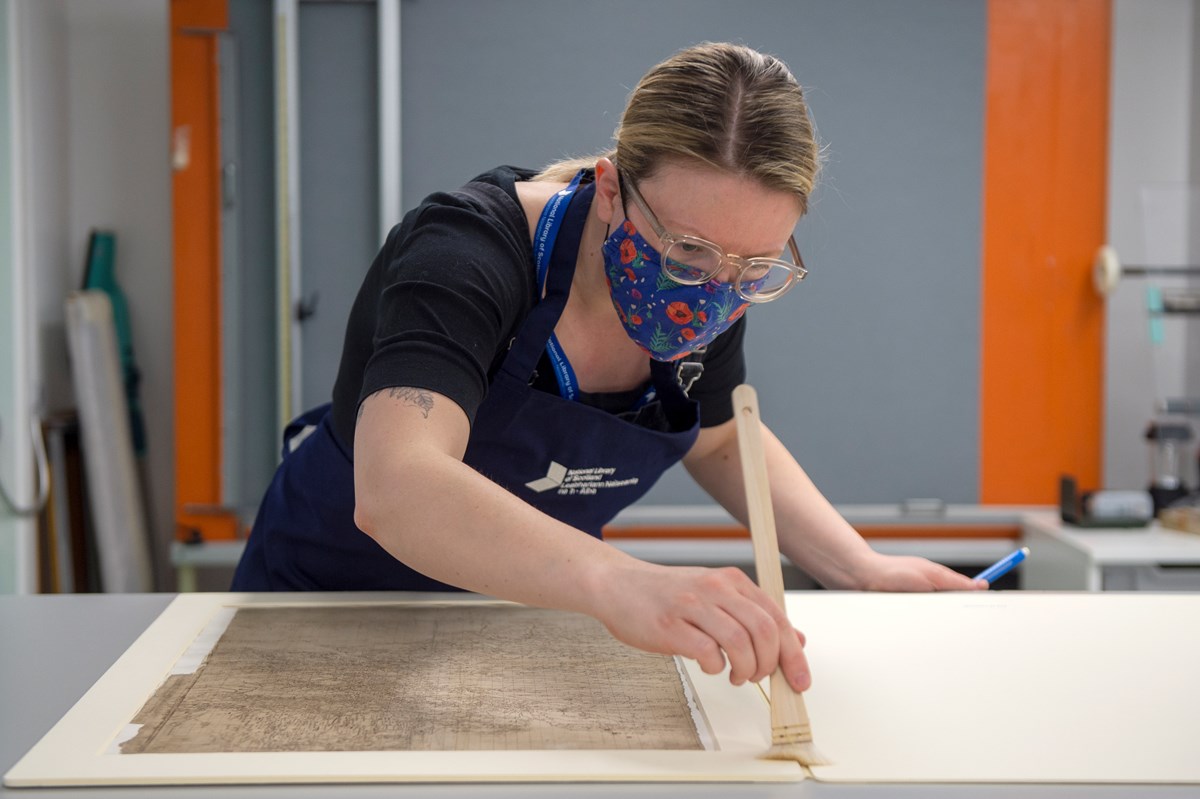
[{"x1": 973, "y1": 546, "x2": 1030, "y2": 585}]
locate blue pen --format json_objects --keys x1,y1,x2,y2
[{"x1": 973, "y1": 546, "x2": 1030, "y2": 585}]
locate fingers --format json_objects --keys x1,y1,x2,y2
[
  {"x1": 885, "y1": 557, "x2": 988, "y2": 592},
  {"x1": 738, "y1": 581, "x2": 811, "y2": 691},
  {"x1": 714, "y1": 569, "x2": 784, "y2": 684},
  {"x1": 604, "y1": 565, "x2": 812, "y2": 692},
  {"x1": 863, "y1": 554, "x2": 996, "y2": 592},
  {"x1": 672, "y1": 614, "x2": 810, "y2": 691},
  {"x1": 665, "y1": 619, "x2": 728, "y2": 677},
  {"x1": 926, "y1": 562, "x2": 987, "y2": 591},
  {"x1": 682, "y1": 568, "x2": 807, "y2": 689},
  {"x1": 777, "y1": 624, "x2": 812, "y2": 692},
  {"x1": 697, "y1": 605, "x2": 763, "y2": 685}
]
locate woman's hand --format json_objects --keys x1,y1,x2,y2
[
  {"x1": 587, "y1": 562, "x2": 812, "y2": 693},
  {"x1": 854, "y1": 553, "x2": 986, "y2": 592}
]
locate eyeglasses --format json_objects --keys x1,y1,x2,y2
[{"x1": 620, "y1": 172, "x2": 807, "y2": 303}]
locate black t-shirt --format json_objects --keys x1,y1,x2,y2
[{"x1": 329, "y1": 166, "x2": 747, "y2": 452}]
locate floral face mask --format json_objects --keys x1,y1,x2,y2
[{"x1": 602, "y1": 220, "x2": 749, "y2": 361}]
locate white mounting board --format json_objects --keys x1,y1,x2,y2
[
  {"x1": 6, "y1": 591, "x2": 1200, "y2": 786},
  {"x1": 3, "y1": 592, "x2": 800, "y2": 786},
  {"x1": 64, "y1": 291, "x2": 152, "y2": 592},
  {"x1": 799, "y1": 592, "x2": 1200, "y2": 783}
]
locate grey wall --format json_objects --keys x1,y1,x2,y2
[
  {"x1": 228, "y1": 0, "x2": 986, "y2": 508},
  {"x1": 298, "y1": 1, "x2": 380, "y2": 412},
  {"x1": 227, "y1": 0, "x2": 280, "y2": 521},
  {"x1": 399, "y1": 0, "x2": 986, "y2": 504},
  {"x1": 225, "y1": 0, "x2": 385, "y2": 521}
]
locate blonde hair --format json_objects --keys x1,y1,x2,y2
[{"x1": 536, "y1": 42, "x2": 819, "y2": 212}]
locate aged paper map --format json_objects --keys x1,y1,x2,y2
[{"x1": 121, "y1": 603, "x2": 707, "y2": 753}]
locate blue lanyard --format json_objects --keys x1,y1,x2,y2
[
  {"x1": 532, "y1": 172, "x2": 585, "y2": 401},
  {"x1": 532, "y1": 171, "x2": 657, "y2": 409}
]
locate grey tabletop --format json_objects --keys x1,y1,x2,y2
[{"x1": 1, "y1": 594, "x2": 1193, "y2": 799}]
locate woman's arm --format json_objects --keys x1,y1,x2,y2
[
  {"x1": 682, "y1": 418, "x2": 983, "y2": 591},
  {"x1": 352, "y1": 386, "x2": 813, "y2": 691}
]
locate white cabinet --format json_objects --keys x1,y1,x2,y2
[{"x1": 1021, "y1": 512, "x2": 1200, "y2": 590}]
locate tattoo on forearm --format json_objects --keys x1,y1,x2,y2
[{"x1": 388, "y1": 387, "x2": 435, "y2": 418}]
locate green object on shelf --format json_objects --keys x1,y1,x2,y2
[
  {"x1": 82, "y1": 230, "x2": 146, "y2": 456},
  {"x1": 1145, "y1": 285, "x2": 1165, "y2": 345}
]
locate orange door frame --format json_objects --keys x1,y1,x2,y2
[{"x1": 172, "y1": 0, "x2": 235, "y2": 541}]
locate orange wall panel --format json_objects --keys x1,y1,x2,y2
[
  {"x1": 173, "y1": 0, "x2": 227, "y2": 30},
  {"x1": 981, "y1": 0, "x2": 1110, "y2": 502},
  {"x1": 172, "y1": 0, "x2": 230, "y2": 540}
]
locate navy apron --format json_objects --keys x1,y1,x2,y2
[{"x1": 232, "y1": 177, "x2": 701, "y2": 591}]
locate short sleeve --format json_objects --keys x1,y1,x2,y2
[
  {"x1": 329, "y1": 169, "x2": 537, "y2": 451},
  {"x1": 688, "y1": 315, "x2": 748, "y2": 427}
]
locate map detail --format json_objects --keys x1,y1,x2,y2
[{"x1": 121, "y1": 603, "x2": 706, "y2": 753}]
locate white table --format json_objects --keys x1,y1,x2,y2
[
  {"x1": 1021, "y1": 512, "x2": 1200, "y2": 590},
  {"x1": 4, "y1": 594, "x2": 1197, "y2": 797}
]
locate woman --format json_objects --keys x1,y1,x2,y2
[{"x1": 233, "y1": 42, "x2": 982, "y2": 694}]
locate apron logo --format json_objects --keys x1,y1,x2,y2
[
  {"x1": 524, "y1": 461, "x2": 568, "y2": 493},
  {"x1": 525, "y1": 461, "x2": 640, "y2": 496}
]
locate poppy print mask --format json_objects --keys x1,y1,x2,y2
[{"x1": 602, "y1": 220, "x2": 750, "y2": 361}]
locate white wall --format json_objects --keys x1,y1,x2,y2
[
  {"x1": 0, "y1": 0, "x2": 39, "y2": 593},
  {"x1": 1190, "y1": 4, "x2": 1200, "y2": 410},
  {"x1": 12, "y1": 0, "x2": 172, "y2": 590},
  {"x1": 19, "y1": 0, "x2": 70, "y2": 414},
  {"x1": 1104, "y1": 0, "x2": 1200, "y2": 492},
  {"x1": 64, "y1": 0, "x2": 172, "y2": 586},
  {"x1": 0, "y1": 0, "x2": 70, "y2": 593}
]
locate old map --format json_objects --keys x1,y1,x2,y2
[{"x1": 120, "y1": 603, "x2": 707, "y2": 753}]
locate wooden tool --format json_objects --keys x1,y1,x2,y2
[{"x1": 732, "y1": 384, "x2": 829, "y2": 767}]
